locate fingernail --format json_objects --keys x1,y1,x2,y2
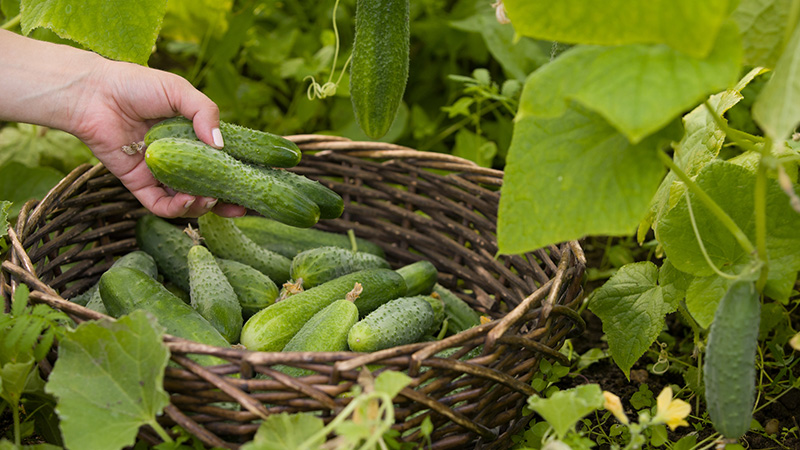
[
  {"x1": 212, "y1": 128, "x2": 224, "y2": 147},
  {"x1": 183, "y1": 198, "x2": 195, "y2": 209},
  {"x1": 205, "y1": 198, "x2": 218, "y2": 209}
]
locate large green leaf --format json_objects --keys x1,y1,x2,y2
[
  {"x1": 45, "y1": 311, "x2": 170, "y2": 450},
  {"x1": 639, "y1": 68, "x2": 767, "y2": 240},
  {"x1": 518, "y1": 22, "x2": 742, "y2": 144},
  {"x1": 20, "y1": 0, "x2": 167, "y2": 65},
  {"x1": 657, "y1": 160, "x2": 800, "y2": 305},
  {"x1": 496, "y1": 104, "x2": 676, "y2": 255},
  {"x1": 0, "y1": 124, "x2": 95, "y2": 174},
  {"x1": 588, "y1": 262, "x2": 683, "y2": 377},
  {"x1": 503, "y1": 0, "x2": 732, "y2": 59},
  {"x1": 160, "y1": 0, "x2": 232, "y2": 43},
  {"x1": 0, "y1": 163, "x2": 63, "y2": 218},
  {"x1": 752, "y1": 21, "x2": 800, "y2": 140},
  {"x1": 732, "y1": 0, "x2": 798, "y2": 68}
]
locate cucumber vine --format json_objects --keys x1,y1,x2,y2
[{"x1": 304, "y1": 0, "x2": 352, "y2": 101}]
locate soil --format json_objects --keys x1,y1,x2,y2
[{"x1": 561, "y1": 310, "x2": 800, "y2": 450}]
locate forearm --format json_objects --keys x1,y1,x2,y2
[{"x1": 0, "y1": 29, "x2": 103, "y2": 132}]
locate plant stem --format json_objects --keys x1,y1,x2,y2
[
  {"x1": 754, "y1": 156, "x2": 769, "y2": 292},
  {"x1": 656, "y1": 150, "x2": 756, "y2": 256},
  {"x1": 1, "y1": 14, "x2": 20, "y2": 30},
  {"x1": 149, "y1": 420, "x2": 174, "y2": 444},
  {"x1": 12, "y1": 403, "x2": 21, "y2": 446},
  {"x1": 703, "y1": 100, "x2": 765, "y2": 148}
]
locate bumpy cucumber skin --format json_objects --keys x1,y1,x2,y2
[
  {"x1": 198, "y1": 212, "x2": 292, "y2": 284},
  {"x1": 233, "y1": 216, "x2": 385, "y2": 258},
  {"x1": 136, "y1": 214, "x2": 194, "y2": 292},
  {"x1": 280, "y1": 299, "x2": 359, "y2": 377},
  {"x1": 84, "y1": 251, "x2": 158, "y2": 315},
  {"x1": 144, "y1": 117, "x2": 302, "y2": 168},
  {"x1": 145, "y1": 138, "x2": 321, "y2": 228},
  {"x1": 420, "y1": 295, "x2": 445, "y2": 336},
  {"x1": 257, "y1": 166, "x2": 344, "y2": 220},
  {"x1": 188, "y1": 245, "x2": 243, "y2": 343},
  {"x1": 432, "y1": 283, "x2": 481, "y2": 334},
  {"x1": 240, "y1": 268, "x2": 406, "y2": 352},
  {"x1": 291, "y1": 246, "x2": 390, "y2": 288},
  {"x1": 99, "y1": 267, "x2": 229, "y2": 366},
  {"x1": 703, "y1": 280, "x2": 760, "y2": 439},
  {"x1": 348, "y1": 296, "x2": 434, "y2": 353},
  {"x1": 350, "y1": 0, "x2": 410, "y2": 139},
  {"x1": 396, "y1": 260, "x2": 438, "y2": 296},
  {"x1": 216, "y1": 258, "x2": 279, "y2": 318}
]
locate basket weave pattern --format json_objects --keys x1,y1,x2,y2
[{"x1": 1, "y1": 136, "x2": 586, "y2": 449}]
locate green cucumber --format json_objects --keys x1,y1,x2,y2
[
  {"x1": 240, "y1": 268, "x2": 406, "y2": 352},
  {"x1": 420, "y1": 294, "x2": 445, "y2": 336},
  {"x1": 136, "y1": 214, "x2": 194, "y2": 292},
  {"x1": 84, "y1": 251, "x2": 159, "y2": 315},
  {"x1": 198, "y1": 212, "x2": 292, "y2": 284},
  {"x1": 233, "y1": 215, "x2": 385, "y2": 258},
  {"x1": 290, "y1": 246, "x2": 390, "y2": 289},
  {"x1": 144, "y1": 116, "x2": 301, "y2": 168},
  {"x1": 432, "y1": 283, "x2": 481, "y2": 335},
  {"x1": 145, "y1": 138, "x2": 322, "y2": 228},
  {"x1": 188, "y1": 245, "x2": 243, "y2": 343},
  {"x1": 99, "y1": 267, "x2": 229, "y2": 366},
  {"x1": 703, "y1": 280, "x2": 761, "y2": 439},
  {"x1": 350, "y1": 0, "x2": 410, "y2": 139},
  {"x1": 396, "y1": 260, "x2": 438, "y2": 296},
  {"x1": 216, "y1": 258, "x2": 279, "y2": 318},
  {"x1": 280, "y1": 291, "x2": 360, "y2": 377},
  {"x1": 258, "y1": 167, "x2": 344, "y2": 220},
  {"x1": 347, "y1": 296, "x2": 434, "y2": 353}
]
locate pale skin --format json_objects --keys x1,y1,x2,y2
[{"x1": 0, "y1": 29, "x2": 246, "y2": 218}]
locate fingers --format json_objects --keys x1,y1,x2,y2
[
  {"x1": 212, "y1": 202, "x2": 247, "y2": 218},
  {"x1": 163, "y1": 74, "x2": 222, "y2": 148}
]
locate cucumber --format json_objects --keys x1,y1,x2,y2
[
  {"x1": 216, "y1": 258, "x2": 279, "y2": 318},
  {"x1": 84, "y1": 251, "x2": 159, "y2": 315},
  {"x1": 350, "y1": 0, "x2": 410, "y2": 139},
  {"x1": 280, "y1": 288, "x2": 360, "y2": 377},
  {"x1": 703, "y1": 280, "x2": 761, "y2": 439},
  {"x1": 240, "y1": 268, "x2": 406, "y2": 352},
  {"x1": 421, "y1": 294, "x2": 445, "y2": 336},
  {"x1": 257, "y1": 166, "x2": 344, "y2": 220},
  {"x1": 233, "y1": 215, "x2": 385, "y2": 258},
  {"x1": 136, "y1": 214, "x2": 194, "y2": 292},
  {"x1": 290, "y1": 246, "x2": 390, "y2": 289},
  {"x1": 198, "y1": 212, "x2": 292, "y2": 284},
  {"x1": 144, "y1": 116, "x2": 302, "y2": 168},
  {"x1": 188, "y1": 245, "x2": 243, "y2": 343},
  {"x1": 396, "y1": 260, "x2": 438, "y2": 296},
  {"x1": 99, "y1": 267, "x2": 229, "y2": 366},
  {"x1": 432, "y1": 283, "x2": 481, "y2": 334},
  {"x1": 347, "y1": 296, "x2": 434, "y2": 352},
  {"x1": 145, "y1": 138, "x2": 322, "y2": 228}
]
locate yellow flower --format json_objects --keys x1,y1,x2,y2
[
  {"x1": 652, "y1": 386, "x2": 691, "y2": 430},
  {"x1": 602, "y1": 391, "x2": 629, "y2": 425}
]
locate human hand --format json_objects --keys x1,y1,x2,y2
[{"x1": 68, "y1": 59, "x2": 246, "y2": 218}]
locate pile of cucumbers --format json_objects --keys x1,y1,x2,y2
[
  {"x1": 69, "y1": 213, "x2": 483, "y2": 369},
  {"x1": 143, "y1": 117, "x2": 344, "y2": 228}
]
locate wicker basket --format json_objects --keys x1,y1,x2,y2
[{"x1": 1, "y1": 135, "x2": 586, "y2": 449}]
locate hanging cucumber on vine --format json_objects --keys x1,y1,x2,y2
[{"x1": 349, "y1": 0, "x2": 410, "y2": 139}]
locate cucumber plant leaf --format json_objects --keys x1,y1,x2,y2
[
  {"x1": 45, "y1": 310, "x2": 170, "y2": 450},
  {"x1": 518, "y1": 22, "x2": 742, "y2": 144},
  {"x1": 20, "y1": 0, "x2": 167, "y2": 65},
  {"x1": 160, "y1": 0, "x2": 232, "y2": 44},
  {"x1": 732, "y1": 0, "x2": 798, "y2": 68},
  {"x1": 0, "y1": 163, "x2": 64, "y2": 219},
  {"x1": 0, "y1": 201, "x2": 9, "y2": 239},
  {"x1": 503, "y1": 0, "x2": 731, "y2": 59},
  {"x1": 752, "y1": 22, "x2": 800, "y2": 140},
  {"x1": 527, "y1": 384, "x2": 604, "y2": 440},
  {"x1": 240, "y1": 412, "x2": 325, "y2": 450},
  {"x1": 497, "y1": 103, "x2": 677, "y2": 255},
  {"x1": 588, "y1": 262, "x2": 684, "y2": 377},
  {"x1": 639, "y1": 67, "x2": 768, "y2": 240},
  {"x1": 657, "y1": 160, "x2": 800, "y2": 311}
]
